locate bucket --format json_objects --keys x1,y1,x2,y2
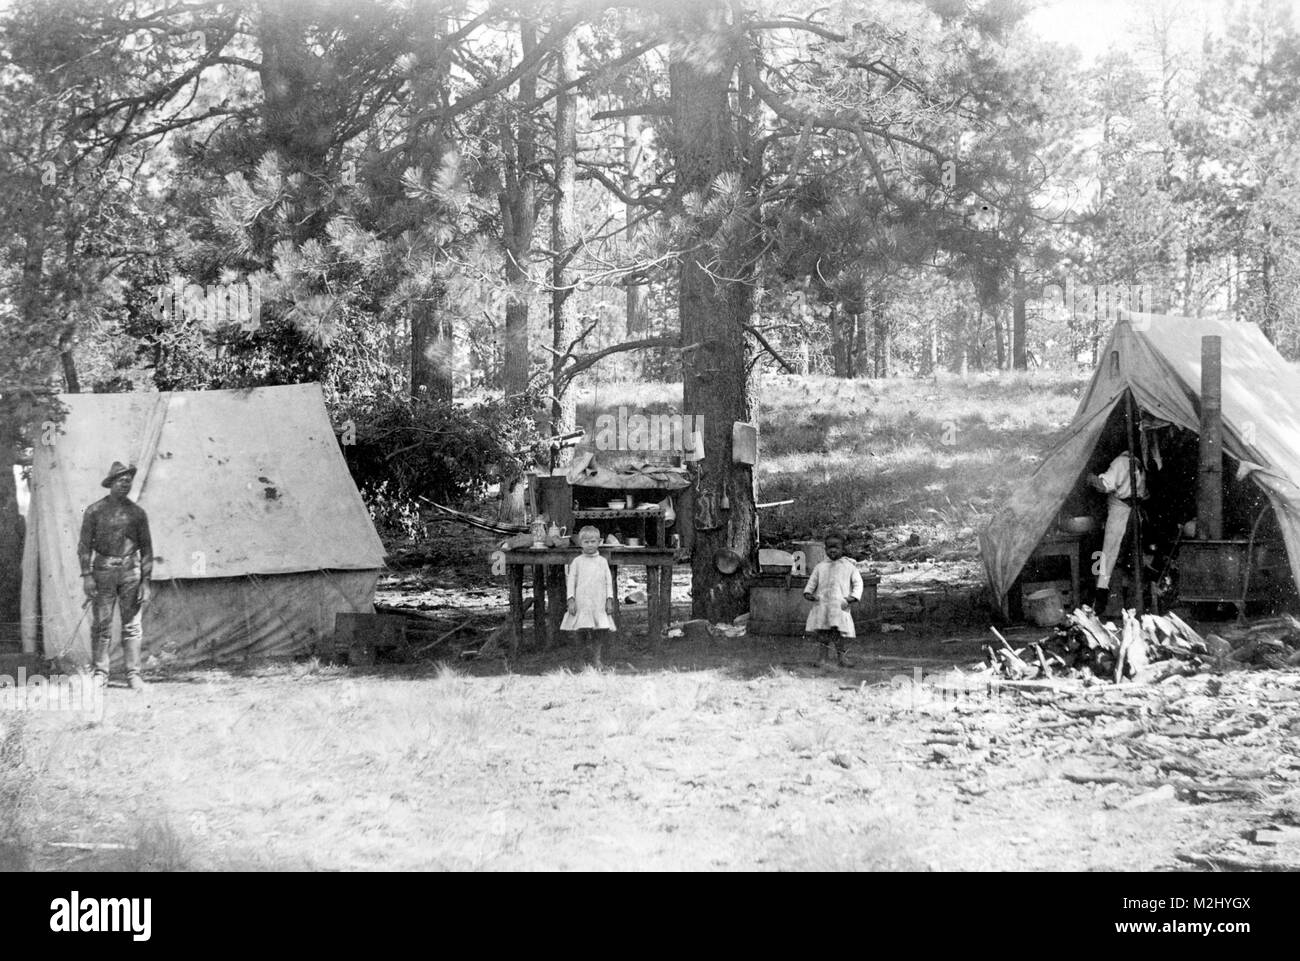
[
  {"x1": 1025, "y1": 588, "x2": 1065, "y2": 627},
  {"x1": 792, "y1": 540, "x2": 827, "y2": 570}
]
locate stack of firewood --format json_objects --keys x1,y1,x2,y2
[
  {"x1": 1217, "y1": 616, "x2": 1300, "y2": 670},
  {"x1": 987, "y1": 609, "x2": 1300, "y2": 682}
]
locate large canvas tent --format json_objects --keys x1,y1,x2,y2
[
  {"x1": 20, "y1": 383, "x2": 386, "y2": 667},
  {"x1": 980, "y1": 314, "x2": 1300, "y2": 615}
]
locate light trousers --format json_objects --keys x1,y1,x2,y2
[{"x1": 1096, "y1": 497, "x2": 1131, "y2": 590}]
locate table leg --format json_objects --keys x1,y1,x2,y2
[
  {"x1": 532, "y1": 565, "x2": 546, "y2": 651},
  {"x1": 658, "y1": 562, "x2": 673, "y2": 648},
  {"x1": 609, "y1": 564, "x2": 620, "y2": 633},
  {"x1": 1069, "y1": 548, "x2": 1081, "y2": 610},
  {"x1": 547, "y1": 566, "x2": 565, "y2": 650},
  {"x1": 507, "y1": 565, "x2": 524, "y2": 657},
  {"x1": 646, "y1": 567, "x2": 661, "y2": 643}
]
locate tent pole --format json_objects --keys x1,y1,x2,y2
[{"x1": 1124, "y1": 390, "x2": 1145, "y2": 615}]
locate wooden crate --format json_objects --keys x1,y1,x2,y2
[{"x1": 749, "y1": 574, "x2": 879, "y2": 636}]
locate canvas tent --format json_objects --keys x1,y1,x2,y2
[
  {"x1": 20, "y1": 383, "x2": 386, "y2": 667},
  {"x1": 980, "y1": 314, "x2": 1300, "y2": 615}
]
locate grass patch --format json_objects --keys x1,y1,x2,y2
[
  {"x1": 116, "y1": 814, "x2": 195, "y2": 871},
  {"x1": 0, "y1": 715, "x2": 34, "y2": 871},
  {"x1": 756, "y1": 371, "x2": 1084, "y2": 549},
  {"x1": 768, "y1": 819, "x2": 928, "y2": 871},
  {"x1": 570, "y1": 371, "x2": 1086, "y2": 555}
]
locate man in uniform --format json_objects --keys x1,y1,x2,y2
[
  {"x1": 78, "y1": 461, "x2": 153, "y2": 691},
  {"x1": 1087, "y1": 450, "x2": 1147, "y2": 613}
]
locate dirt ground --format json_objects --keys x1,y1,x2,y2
[
  {"x1": 5, "y1": 551, "x2": 1297, "y2": 871},
  {"x1": 9, "y1": 604, "x2": 1300, "y2": 871}
]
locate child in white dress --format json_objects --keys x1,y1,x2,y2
[
  {"x1": 803, "y1": 533, "x2": 863, "y2": 667},
  {"x1": 562, "y1": 525, "x2": 616, "y2": 667}
]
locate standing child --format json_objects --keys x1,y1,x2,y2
[
  {"x1": 803, "y1": 533, "x2": 863, "y2": 667},
  {"x1": 561, "y1": 525, "x2": 616, "y2": 668}
]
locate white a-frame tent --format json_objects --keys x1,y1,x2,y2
[
  {"x1": 21, "y1": 383, "x2": 386, "y2": 667},
  {"x1": 980, "y1": 314, "x2": 1300, "y2": 614}
]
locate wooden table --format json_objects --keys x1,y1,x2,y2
[
  {"x1": 1029, "y1": 531, "x2": 1086, "y2": 609},
  {"x1": 504, "y1": 547, "x2": 678, "y2": 655}
]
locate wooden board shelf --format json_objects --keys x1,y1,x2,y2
[{"x1": 573, "y1": 508, "x2": 664, "y2": 519}]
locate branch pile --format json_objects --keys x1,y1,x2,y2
[{"x1": 987, "y1": 610, "x2": 1300, "y2": 683}]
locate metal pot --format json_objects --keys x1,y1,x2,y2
[
  {"x1": 713, "y1": 548, "x2": 743, "y2": 575},
  {"x1": 1060, "y1": 515, "x2": 1095, "y2": 534}
]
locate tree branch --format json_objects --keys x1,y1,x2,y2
[
  {"x1": 745, "y1": 19, "x2": 847, "y2": 42},
  {"x1": 739, "y1": 50, "x2": 942, "y2": 159},
  {"x1": 591, "y1": 102, "x2": 672, "y2": 121},
  {"x1": 561, "y1": 335, "x2": 686, "y2": 382},
  {"x1": 577, "y1": 163, "x2": 670, "y2": 207},
  {"x1": 743, "y1": 323, "x2": 796, "y2": 373}
]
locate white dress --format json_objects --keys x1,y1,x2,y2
[
  {"x1": 561, "y1": 553, "x2": 616, "y2": 631},
  {"x1": 804, "y1": 557, "x2": 864, "y2": 637}
]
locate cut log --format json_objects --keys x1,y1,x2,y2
[
  {"x1": 1070, "y1": 608, "x2": 1117, "y2": 653},
  {"x1": 1120, "y1": 784, "x2": 1176, "y2": 809},
  {"x1": 1174, "y1": 779, "x2": 1265, "y2": 799},
  {"x1": 1229, "y1": 638, "x2": 1260, "y2": 662},
  {"x1": 1133, "y1": 660, "x2": 1194, "y2": 684},
  {"x1": 1062, "y1": 769, "x2": 1140, "y2": 786},
  {"x1": 1166, "y1": 611, "x2": 1205, "y2": 649},
  {"x1": 1033, "y1": 643, "x2": 1051, "y2": 678},
  {"x1": 1202, "y1": 633, "x2": 1232, "y2": 658},
  {"x1": 1250, "y1": 826, "x2": 1300, "y2": 847},
  {"x1": 1176, "y1": 851, "x2": 1300, "y2": 872}
]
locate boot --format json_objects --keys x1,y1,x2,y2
[{"x1": 1093, "y1": 587, "x2": 1110, "y2": 614}]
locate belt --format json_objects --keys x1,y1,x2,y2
[{"x1": 93, "y1": 553, "x2": 140, "y2": 567}]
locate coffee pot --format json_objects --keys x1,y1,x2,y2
[{"x1": 530, "y1": 517, "x2": 547, "y2": 548}]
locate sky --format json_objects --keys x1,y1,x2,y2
[{"x1": 1026, "y1": 0, "x2": 1300, "y2": 62}]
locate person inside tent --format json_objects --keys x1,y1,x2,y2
[
  {"x1": 78, "y1": 461, "x2": 153, "y2": 692},
  {"x1": 1087, "y1": 450, "x2": 1148, "y2": 613}
]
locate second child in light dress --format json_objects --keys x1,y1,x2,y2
[{"x1": 803, "y1": 534, "x2": 863, "y2": 667}]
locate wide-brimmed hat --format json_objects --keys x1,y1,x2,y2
[{"x1": 101, "y1": 461, "x2": 137, "y2": 488}]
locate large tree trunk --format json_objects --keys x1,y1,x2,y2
[
  {"x1": 411, "y1": 295, "x2": 453, "y2": 404},
  {"x1": 828, "y1": 302, "x2": 849, "y2": 377},
  {"x1": 1012, "y1": 263, "x2": 1028, "y2": 370},
  {"x1": 671, "y1": 3, "x2": 757, "y2": 621},
  {"x1": 1261, "y1": 230, "x2": 1275, "y2": 341},
  {"x1": 257, "y1": 4, "x2": 330, "y2": 240},
  {"x1": 624, "y1": 114, "x2": 649, "y2": 337},
  {"x1": 992, "y1": 302, "x2": 1006, "y2": 370},
  {"x1": 498, "y1": 21, "x2": 539, "y2": 522},
  {"x1": 550, "y1": 30, "x2": 579, "y2": 460},
  {"x1": 0, "y1": 465, "x2": 23, "y2": 625},
  {"x1": 852, "y1": 310, "x2": 868, "y2": 377},
  {"x1": 58, "y1": 328, "x2": 80, "y2": 393},
  {"x1": 871, "y1": 300, "x2": 890, "y2": 378},
  {"x1": 501, "y1": 22, "x2": 538, "y2": 403}
]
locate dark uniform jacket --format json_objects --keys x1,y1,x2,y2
[{"x1": 78, "y1": 496, "x2": 153, "y2": 578}]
